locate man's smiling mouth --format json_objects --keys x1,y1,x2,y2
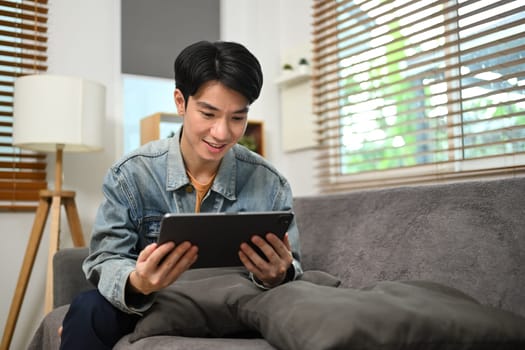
[{"x1": 204, "y1": 140, "x2": 227, "y2": 150}]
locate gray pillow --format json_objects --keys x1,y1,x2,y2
[
  {"x1": 235, "y1": 280, "x2": 525, "y2": 350},
  {"x1": 129, "y1": 267, "x2": 260, "y2": 342},
  {"x1": 298, "y1": 270, "x2": 341, "y2": 287},
  {"x1": 129, "y1": 268, "x2": 341, "y2": 342}
]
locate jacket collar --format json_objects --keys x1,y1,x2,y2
[{"x1": 165, "y1": 127, "x2": 237, "y2": 201}]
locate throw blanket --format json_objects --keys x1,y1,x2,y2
[{"x1": 130, "y1": 268, "x2": 525, "y2": 349}]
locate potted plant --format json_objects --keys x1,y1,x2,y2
[
  {"x1": 238, "y1": 135, "x2": 257, "y2": 153},
  {"x1": 298, "y1": 58, "x2": 309, "y2": 74},
  {"x1": 282, "y1": 63, "x2": 294, "y2": 76}
]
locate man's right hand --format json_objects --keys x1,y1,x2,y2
[{"x1": 127, "y1": 241, "x2": 198, "y2": 295}]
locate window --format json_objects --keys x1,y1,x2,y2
[
  {"x1": 0, "y1": 0, "x2": 48, "y2": 210},
  {"x1": 122, "y1": 74, "x2": 177, "y2": 154},
  {"x1": 313, "y1": 0, "x2": 525, "y2": 192}
]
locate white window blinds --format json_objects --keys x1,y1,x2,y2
[{"x1": 312, "y1": 0, "x2": 525, "y2": 192}]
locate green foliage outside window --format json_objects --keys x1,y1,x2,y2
[{"x1": 336, "y1": 2, "x2": 525, "y2": 175}]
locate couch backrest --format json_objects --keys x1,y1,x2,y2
[
  {"x1": 293, "y1": 177, "x2": 525, "y2": 317},
  {"x1": 53, "y1": 247, "x2": 92, "y2": 308}
]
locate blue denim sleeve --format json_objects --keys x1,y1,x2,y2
[{"x1": 82, "y1": 167, "x2": 154, "y2": 315}]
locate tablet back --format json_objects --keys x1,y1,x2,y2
[{"x1": 158, "y1": 211, "x2": 294, "y2": 268}]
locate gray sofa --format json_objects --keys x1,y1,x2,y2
[{"x1": 29, "y1": 177, "x2": 525, "y2": 349}]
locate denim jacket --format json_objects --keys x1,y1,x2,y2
[{"x1": 83, "y1": 130, "x2": 303, "y2": 314}]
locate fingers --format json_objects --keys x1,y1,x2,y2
[
  {"x1": 283, "y1": 233, "x2": 292, "y2": 251},
  {"x1": 131, "y1": 241, "x2": 198, "y2": 294},
  {"x1": 239, "y1": 233, "x2": 293, "y2": 288},
  {"x1": 238, "y1": 249, "x2": 259, "y2": 275},
  {"x1": 158, "y1": 241, "x2": 191, "y2": 268},
  {"x1": 137, "y1": 243, "x2": 159, "y2": 263},
  {"x1": 238, "y1": 244, "x2": 264, "y2": 273},
  {"x1": 249, "y1": 233, "x2": 292, "y2": 264},
  {"x1": 265, "y1": 233, "x2": 292, "y2": 261},
  {"x1": 163, "y1": 244, "x2": 199, "y2": 279}
]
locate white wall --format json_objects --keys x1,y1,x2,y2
[
  {"x1": 221, "y1": 0, "x2": 318, "y2": 197},
  {"x1": 0, "y1": 1, "x2": 120, "y2": 349},
  {"x1": 0, "y1": 1, "x2": 315, "y2": 348}
]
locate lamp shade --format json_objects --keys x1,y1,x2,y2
[{"x1": 13, "y1": 74, "x2": 106, "y2": 152}]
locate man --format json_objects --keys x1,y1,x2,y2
[{"x1": 59, "y1": 40, "x2": 302, "y2": 349}]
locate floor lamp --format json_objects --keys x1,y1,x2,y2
[{"x1": 1, "y1": 75, "x2": 106, "y2": 350}]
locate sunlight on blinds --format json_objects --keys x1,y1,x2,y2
[{"x1": 312, "y1": 0, "x2": 525, "y2": 192}]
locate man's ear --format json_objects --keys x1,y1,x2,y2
[{"x1": 174, "y1": 89, "x2": 185, "y2": 115}]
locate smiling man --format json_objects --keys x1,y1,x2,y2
[{"x1": 59, "y1": 41, "x2": 303, "y2": 349}]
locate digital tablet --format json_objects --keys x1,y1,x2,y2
[{"x1": 157, "y1": 211, "x2": 294, "y2": 268}]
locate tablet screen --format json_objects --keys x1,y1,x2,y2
[{"x1": 157, "y1": 211, "x2": 294, "y2": 268}]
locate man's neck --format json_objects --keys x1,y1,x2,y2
[{"x1": 180, "y1": 137, "x2": 221, "y2": 183}]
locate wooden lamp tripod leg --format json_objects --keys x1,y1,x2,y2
[
  {"x1": 0, "y1": 194, "x2": 51, "y2": 350},
  {"x1": 44, "y1": 194, "x2": 63, "y2": 314},
  {"x1": 1, "y1": 145, "x2": 86, "y2": 350},
  {"x1": 63, "y1": 196, "x2": 85, "y2": 247}
]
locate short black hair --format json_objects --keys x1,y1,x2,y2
[{"x1": 174, "y1": 41, "x2": 263, "y2": 106}]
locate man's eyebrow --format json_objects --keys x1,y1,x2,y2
[
  {"x1": 196, "y1": 101, "x2": 249, "y2": 114},
  {"x1": 196, "y1": 101, "x2": 219, "y2": 111},
  {"x1": 234, "y1": 106, "x2": 250, "y2": 114}
]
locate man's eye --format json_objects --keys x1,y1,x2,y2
[
  {"x1": 201, "y1": 111, "x2": 214, "y2": 117},
  {"x1": 233, "y1": 116, "x2": 246, "y2": 121}
]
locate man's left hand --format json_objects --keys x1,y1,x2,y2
[{"x1": 239, "y1": 232, "x2": 293, "y2": 288}]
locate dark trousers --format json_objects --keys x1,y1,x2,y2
[{"x1": 60, "y1": 289, "x2": 140, "y2": 350}]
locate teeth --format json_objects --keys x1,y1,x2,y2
[{"x1": 207, "y1": 141, "x2": 224, "y2": 148}]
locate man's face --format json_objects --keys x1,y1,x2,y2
[{"x1": 175, "y1": 81, "x2": 249, "y2": 169}]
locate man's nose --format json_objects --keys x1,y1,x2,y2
[{"x1": 211, "y1": 117, "x2": 229, "y2": 140}]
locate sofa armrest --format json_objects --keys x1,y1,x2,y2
[{"x1": 53, "y1": 247, "x2": 94, "y2": 308}]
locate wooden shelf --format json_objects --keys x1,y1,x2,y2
[
  {"x1": 140, "y1": 112, "x2": 265, "y2": 157},
  {"x1": 242, "y1": 120, "x2": 265, "y2": 157},
  {"x1": 140, "y1": 112, "x2": 183, "y2": 145}
]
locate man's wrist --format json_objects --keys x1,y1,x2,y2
[
  {"x1": 250, "y1": 263, "x2": 296, "y2": 290},
  {"x1": 127, "y1": 270, "x2": 149, "y2": 296},
  {"x1": 125, "y1": 270, "x2": 153, "y2": 308},
  {"x1": 127, "y1": 270, "x2": 140, "y2": 293},
  {"x1": 283, "y1": 263, "x2": 296, "y2": 283}
]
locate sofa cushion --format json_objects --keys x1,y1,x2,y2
[
  {"x1": 116, "y1": 334, "x2": 276, "y2": 350},
  {"x1": 27, "y1": 305, "x2": 69, "y2": 350},
  {"x1": 236, "y1": 280, "x2": 525, "y2": 350}
]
